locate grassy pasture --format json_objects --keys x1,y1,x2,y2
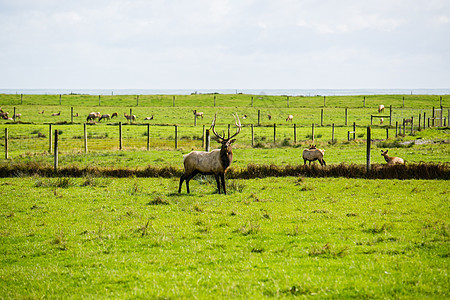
[
  {"x1": 0, "y1": 93, "x2": 449, "y2": 298},
  {"x1": 0, "y1": 176, "x2": 448, "y2": 298}
]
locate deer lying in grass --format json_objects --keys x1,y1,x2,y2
[
  {"x1": 179, "y1": 113, "x2": 241, "y2": 195},
  {"x1": 144, "y1": 115, "x2": 154, "y2": 120},
  {"x1": 286, "y1": 114, "x2": 293, "y2": 122},
  {"x1": 52, "y1": 111, "x2": 61, "y2": 116},
  {"x1": 378, "y1": 104, "x2": 385, "y2": 113},
  {"x1": 381, "y1": 150, "x2": 404, "y2": 165},
  {"x1": 302, "y1": 144, "x2": 326, "y2": 166}
]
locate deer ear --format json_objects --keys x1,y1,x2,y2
[{"x1": 229, "y1": 139, "x2": 236, "y2": 144}]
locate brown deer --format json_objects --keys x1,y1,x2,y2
[
  {"x1": 179, "y1": 113, "x2": 241, "y2": 194},
  {"x1": 381, "y1": 150, "x2": 404, "y2": 165},
  {"x1": 193, "y1": 110, "x2": 204, "y2": 118}
]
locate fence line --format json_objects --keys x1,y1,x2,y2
[{"x1": 1, "y1": 120, "x2": 442, "y2": 158}]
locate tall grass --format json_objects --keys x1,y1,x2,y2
[{"x1": 1, "y1": 161, "x2": 448, "y2": 180}]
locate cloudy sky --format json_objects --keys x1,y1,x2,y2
[{"x1": 0, "y1": 0, "x2": 449, "y2": 90}]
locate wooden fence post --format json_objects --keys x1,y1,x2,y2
[
  {"x1": 205, "y1": 129, "x2": 210, "y2": 152},
  {"x1": 321, "y1": 109, "x2": 323, "y2": 126},
  {"x1": 395, "y1": 121, "x2": 398, "y2": 137},
  {"x1": 4, "y1": 128, "x2": 8, "y2": 159},
  {"x1": 71, "y1": 107, "x2": 74, "y2": 123},
  {"x1": 423, "y1": 112, "x2": 426, "y2": 129},
  {"x1": 146, "y1": 124, "x2": 150, "y2": 150},
  {"x1": 293, "y1": 124, "x2": 297, "y2": 144},
  {"x1": 366, "y1": 126, "x2": 371, "y2": 174},
  {"x1": 311, "y1": 123, "x2": 315, "y2": 142},
  {"x1": 418, "y1": 113, "x2": 421, "y2": 130},
  {"x1": 174, "y1": 125, "x2": 178, "y2": 149},
  {"x1": 99, "y1": 95, "x2": 101, "y2": 106},
  {"x1": 21, "y1": 94, "x2": 23, "y2": 105},
  {"x1": 13, "y1": 107, "x2": 16, "y2": 122},
  {"x1": 402, "y1": 96, "x2": 405, "y2": 108},
  {"x1": 386, "y1": 128, "x2": 389, "y2": 140},
  {"x1": 411, "y1": 117, "x2": 414, "y2": 134},
  {"x1": 214, "y1": 95, "x2": 216, "y2": 107},
  {"x1": 137, "y1": 95, "x2": 139, "y2": 106},
  {"x1": 432, "y1": 107, "x2": 435, "y2": 127},
  {"x1": 287, "y1": 96, "x2": 289, "y2": 108},
  {"x1": 273, "y1": 123, "x2": 276, "y2": 143},
  {"x1": 332, "y1": 123, "x2": 335, "y2": 143},
  {"x1": 54, "y1": 129, "x2": 58, "y2": 172},
  {"x1": 119, "y1": 122, "x2": 122, "y2": 150},
  {"x1": 173, "y1": 96, "x2": 175, "y2": 107},
  {"x1": 49, "y1": 124, "x2": 52, "y2": 153},
  {"x1": 363, "y1": 96, "x2": 365, "y2": 108},
  {"x1": 258, "y1": 110, "x2": 260, "y2": 126},
  {"x1": 202, "y1": 125, "x2": 205, "y2": 148},
  {"x1": 84, "y1": 123, "x2": 88, "y2": 153},
  {"x1": 324, "y1": 96, "x2": 326, "y2": 107},
  {"x1": 59, "y1": 94, "x2": 61, "y2": 105},
  {"x1": 389, "y1": 105, "x2": 392, "y2": 126},
  {"x1": 353, "y1": 122, "x2": 356, "y2": 140},
  {"x1": 251, "y1": 96, "x2": 253, "y2": 107},
  {"x1": 251, "y1": 124, "x2": 254, "y2": 147}
]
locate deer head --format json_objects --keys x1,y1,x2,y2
[{"x1": 211, "y1": 113, "x2": 241, "y2": 150}]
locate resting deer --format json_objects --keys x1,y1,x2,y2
[
  {"x1": 179, "y1": 113, "x2": 241, "y2": 194},
  {"x1": 381, "y1": 150, "x2": 404, "y2": 165}
]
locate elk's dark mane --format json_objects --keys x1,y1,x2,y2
[{"x1": 220, "y1": 143, "x2": 232, "y2": 170}]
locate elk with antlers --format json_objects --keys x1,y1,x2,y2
[{"x1": 178, "y1": 113, "x2": 241, "y2": 195}]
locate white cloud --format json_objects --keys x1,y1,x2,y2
[{"x1": 0, "y1": 0, "x2": 449, "y2": 89}]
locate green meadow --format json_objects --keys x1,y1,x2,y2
[
  {"x1": 0, "y1": 177, "x2": 448, "y2": 298},
  {"x1": 0, "y1": 93, "x2": 449, "y2": 298}
]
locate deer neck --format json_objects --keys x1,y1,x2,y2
[{"x1": 220, "y1": 145, "x2": 232, "y2": 170}]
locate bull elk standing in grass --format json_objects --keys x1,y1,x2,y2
[{"x1": 178, "y1": 113, "x2": 241, "y2": 195}]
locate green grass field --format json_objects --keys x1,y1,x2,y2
[
  {"x1": 0, "y1": 177, "x2": 448, "y2": 298},
  {"x1": 0, "y1": 93, "x2": 449, "y2": 298}
]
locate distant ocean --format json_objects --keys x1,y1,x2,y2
[{"x1": 1, "y1": 88, "x2": 449, "y2": 96}]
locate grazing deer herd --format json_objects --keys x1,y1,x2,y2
[{"x1": 1, "y1": 104, "x2": 410, "y2": 194}]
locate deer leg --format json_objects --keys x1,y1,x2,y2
[
  {"x1": 178, "y1": 174, "x2": 187, "y2": 193},
  {"x1": 220, "y1": 173, "x2": 226, "y2": 195},
  {"x1": 214, "y1": 174, "x2": 221, "y2": 194},
  {"x1": 185, "y1": 171, "x2": 199, "y2": 194}
]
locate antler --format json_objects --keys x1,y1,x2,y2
[
  {"x1": 210, "y1": 113, "x2": 241, "y2": 141},
  {"x1": 229, "y1": 113, "x2": 241, "y2": 140},
  {"x1": 211, "y1": 113, "x2": 225, "y2": 140}
]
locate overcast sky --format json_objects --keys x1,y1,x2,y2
[{"x1": 0, "y1": 0, "x2": 449, "y2": 90}]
